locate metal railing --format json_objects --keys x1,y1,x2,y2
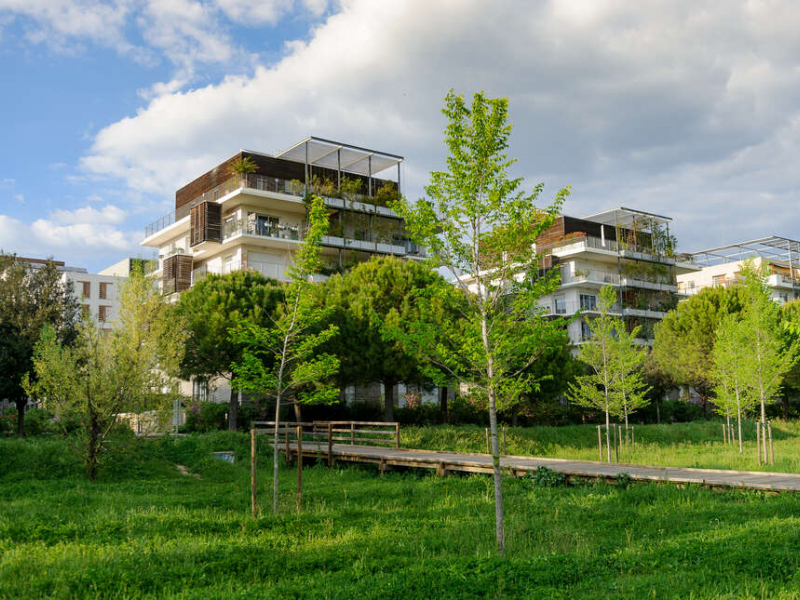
[{"x1": 223, "y1": 219, "x2": 302, "y2": 242}]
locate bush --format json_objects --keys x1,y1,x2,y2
[
  {"x1": 395, "y1": 403, "x2": 442, "y2": 426},
  {"x1": 181, "y1": 402, "x2": 229, "y2": 433},
  {"x1": 531, "y1": 466, "x2": 567, "y2": 488}
]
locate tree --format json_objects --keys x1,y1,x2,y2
[
  {"x1": 24, "y1": 271, "x2": 184, "y2": 480},
  {"x1": 388, "y1": 90, "x2": 571, "y2": 554},
  {"x1": 652, "y1": 285, "x2": 745, "y2": 416},
  {"x1": 567, "y1": 286, "x2": 625, "y2": 462},
  {"x1": 712, "y1": 314, "x2": 756, "y2": 453},
  {"x1": 0, "y1": 254, "x2": 81, "y2": 436},
  {"x1": 323, "y1": 256, "x2": 454, "y2": 421},
  {"x1": 175, "y1": 271, "x2": 282, "y2": 430},
  {"x1": 611, "y1": 322, "x2": 651, "y2": 429},
  {"x1": 737, "y1": 263, "x2": 798, "y2": 441},
  {"x1": 230, "y1": 195, "x2": 339, "y2": 513}
]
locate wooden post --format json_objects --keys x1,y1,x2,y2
[
  {"x1": 722, "y1": 424, "x2": 727, "y2": 445},
  {"x1": 395, "y1": 422, "x2": 401, "y2": 449},
  {"x1": 350, "y1": 422, "x2": 355, "y2": 445},
  {"x1": 250, "y1": 428, "x2": 257, "y2": 518},
  {"x1": 485, "y1": 427, "x2": 490, "y2": 454},
  {"x1": 631, "y1": 426, "x2": 635, "y2": 450},
  {"x1": 296, "y1": 425, "x2": 303, "y2": 512},
  {"x1": 380, "y1": 458, "x2": 386, "y2": 476},
  {"x1": 327, "y1": 422, "x2": 333, "y2": 467},
  {"x1": 756, "y1": 422, "x2": 762, "y2": 466},
  {"x1": 502, "y1": 425, "x2": 507, "y2": 455},
  {"x1": 768, "y1": 421, "x2": 774, "y2": 465},
  {"x1": 597, "y1": 425, "x2": 602, "y2": 460},
  {"x1": 285, "y1": 430, "x2": 290, "y2": 462},
  {"x1": 762, "y1": 421, "x2": 768, "y2": 465}
]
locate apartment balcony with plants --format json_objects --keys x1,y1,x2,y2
[
  {"x1": 140, "y1": 137, "x2": 425, "y2": 295},
  {"x1": 533, "y1": 207, "x2": 699, "y2": 345}
]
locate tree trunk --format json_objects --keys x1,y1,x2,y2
[
  {"x1": 229, "y1": 387, "x2": 239, "y2": 431},
  {"x1": 87, "y1": 411, "x2": 100, "y2": 482},
  {"x1": 737, "y1": 403, "x2": 743, "y2": 454},
  {"x1": 439, "y1": 386, "x2": 448, "y2": 424},
  {"x1": 14, "y1": 398, "x2": 26, "y2": 438},
  {"x1": 272, "y1": 392, "x2": 281, "y2": 514},
  {"x1": 656, "y1": 398, "x2": 661, "y2": 425},
  {"x1": 604, "y1": 396, "x2": 611, "y2": 463},
  {"x1": 782, "y1": 395, "x2": 789, "y2": 420},
  {"x1": 487, "y1": 385, "x2": 505, "y2": 555},
  {"x1": 701, "y1": 394, "x2": 708, "y2": 419},
  {"x1": 383, "y1": 381, "x2": 395, "y2": 422},
  {"x1": 511, "y1": 406, "x2": 519, "y2": 428},
  {"x1": 293, "y1": 397, "x2": 303, "y2": 423}
]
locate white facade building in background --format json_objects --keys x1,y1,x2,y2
[{"x1": 677, "y1": 237, "x2": 800, "y2": 304}]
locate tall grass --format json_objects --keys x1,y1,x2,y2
[{"x1": 403, "y1": 421, "x2": 800, "y2": 473}]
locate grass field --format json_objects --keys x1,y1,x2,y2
[
  {"x1": 3, "y1": 429, "x2": 800, "y2": 598},
  {"x1": 404, "y1": 420, "x2": 800, "y2": 473}
]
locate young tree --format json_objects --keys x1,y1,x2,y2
[
  {"x1": 389, "y1": 90, "x2": 571, "y2": 554},
  {"x1": 567, "y1": 286, "x2": 624, "y2": 462},
  {"x1": 652, "y1": 285, "x2": 745, "y2": 416},
  {"x1": 175, "y1": 271, "x2": 282, "y2": 430},
  {"x1": 738, "y1": 263, "x2": 798, "y2": 442},
  {"x1": 611, "y1": 323, "x2": 651, "y2": 430},
  {"x1": 24, "y1": 272, "x2": 184, "y2": 480},
  {"x1": 230, "y1": 195, "x2": 339, "y2": 513},
  {"x1": 323, "y1": 256, "x2": 453, "y2": 421},
  {"x1": 712, "y1": 314, "x2": 756, "y2": 453},
  {"x1": 0, "y1": 254, "x2": 81, "y2": 436}
]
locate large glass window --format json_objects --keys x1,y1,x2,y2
[
  {"x1": 554, "y1": 295, "x2": 566, "y2": 315},
  {"x1": 580, "y1": 294, "x2": 597, "y2": 311},
  {"x1": 193, "y1": 379, "x2": 209, "y2": 402}
]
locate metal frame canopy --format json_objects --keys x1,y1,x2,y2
[
  {"x1": 276, "y1": 136, "x2": 404, "y2": 178},
  {"x1": 690, "y1": 236, "x2": 800, "y2": 267},
  {"x1": 582, "y1": 206, "x2": 672, "y2": 227}
]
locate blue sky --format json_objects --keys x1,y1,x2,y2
[{"x1": 3, "y1": 1, "x2": 800, "y2": 272}]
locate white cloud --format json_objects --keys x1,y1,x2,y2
[
  {"x1": 77, "y1": 0, "x2": 800, "y2": 252},
  {"x1": 0, "y1": 178, "x2": 14, "y2": 188},
  {"x1": 13, "y1": 193, "x2": 24, "y2": 204},
  {"x1": 49, "y1": 204, "x2": 127, "y2": 225},
  {"x1": 0, "y1": 213, "x2": 142, "y2": 263},
  {"x1": 213, "y1": 0, "x2": 294, "y2": 25}
]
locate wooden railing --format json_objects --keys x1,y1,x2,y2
[{"x1": 252, "y1": 420, "x2": 400, "y2": 458}]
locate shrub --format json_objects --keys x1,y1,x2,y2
[
  {"x1": 395, "y1": 403, "x2": 441, "y2": 426},
  {"x1": 615, "y1": 472, "x2": 632, "y2": 489},
  {"x1": 181, "y1": 402, "x2": 229, "y2": 433},
  {"x1": 531, "y1": 466, "x2": 567, "y2": 488}
]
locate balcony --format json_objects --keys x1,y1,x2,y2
[
  {"x1": 767, "y1": 273, "x2": 800, "y2": 289},
  {"x1": 144, "y1": 173, "x2": 404, "y2": 240},
  {"x1": 223, "y1": 219, "x2": 301, "y2": 243},
  {"x1": 543, "y1": 299, "x2": 622, "y2": 316},
  {"x1": 560, "y1": 268, "x2": 620, "y2": 287}
]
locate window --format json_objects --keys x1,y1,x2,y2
[
  {"x1": 713, "y1": 275, "x2": 726, "y2": 287},
  {"x1": 581, "y1": 320, "x2": 592, "y2": 341},
  {"x1": 81, "y1": 305, "x2": 90, "y2": 319},
  {"x1": 249, "y1": 213, "x2": 278, "y2": 237},
  {"x1": 99, "y1": 282, "x2": 111, "y2": 299},
  {"x1": 192, "y1": 379, "x2": 209, "y2": 402},
  {"x1": 689, "y1": 281, "x2": 695, "y2": 289},
  {"x1": 79, "y1": 281, "x2": 90, "y2": 298},
  {"x1": 554, "y1": 295, "x2": 566, "y2": 315},
  {"x1": 580, "y1": 294, "x2": 597, "y2": 311},
  {"x1": 98, "y1": 305, "x2": 111, "y2": 322},
  {"x1": 778, "y1": 292, "x2": 789, "y2": 304}
]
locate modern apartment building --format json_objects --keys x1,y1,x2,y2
[
  {"x1": 676, "y1": 237, "x2": 800, "y2": 304},
  {"x1": 531, "y1": 208, "x2": 700, "y2": 344},
  {"x1": 141, "y1": 137, "x2": 421, "y2": 295}
]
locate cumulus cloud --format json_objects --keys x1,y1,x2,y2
[
  {"x1": 77, "y1": 0, "x2": 800, "y2": 252},
  {"x1": 0, "y1": 212, "x2": 142, "y2": 263},
  {"x1": 49, "y1": 204, "x2": 127, "y2": 225}
]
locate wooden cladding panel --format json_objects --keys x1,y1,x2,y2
[
  {"x1": 190, "y1": 202, "x2": 222, "y2": 247},
  {"x1": 162, "y1": 255, "x2": 193, "y2": 295},
  {"x1": 175, "y1": 151, "x2": 397, "y2": 211}
]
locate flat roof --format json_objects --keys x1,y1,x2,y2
[
  {"x1": 581, "y1": 206, "x2": 672, "y2": 227},
  {"x1": 690, "y1": 236, "x2": 800, "y2": 266},
  {"x1": 275, "y1": 136, "x2": 403, "y2": 177}
]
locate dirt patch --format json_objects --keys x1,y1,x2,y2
[{"x1": 176, "y1": 464, "x2": 201, "y2": 479}]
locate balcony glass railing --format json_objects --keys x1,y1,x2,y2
[{"x1": 223, "y1": 219, "x2": 301, "y2": 242}]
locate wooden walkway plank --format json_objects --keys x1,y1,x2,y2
[{"x1": 285, "y1": 442, "x2": 800, "y2": 492}]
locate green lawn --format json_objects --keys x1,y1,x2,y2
[
  {"x1": 3, "y1": 430, "x2": 800, "y2": 598},
  {"x1": 403, "y1": 420, "x2": 800, "y2": 473}
]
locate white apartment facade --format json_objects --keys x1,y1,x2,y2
[
  {"x1": 141, "y1": 137, "x2": 421, "y2": 296},
  {"x1": 677, "y1": 237, "x2": 800, "y2": 304},
  {"x1": 532, "y1": 208, "x2": 700, "y2": 345}
]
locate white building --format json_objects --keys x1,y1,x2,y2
[
  {"x1": 677, "y1": 237, "x2": 800, "y2": 304},
  {"x1": 532, "y1": 208, "x2": 700, "y2": 345}
]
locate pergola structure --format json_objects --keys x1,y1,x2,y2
[
  {"x1": 689, "y1": 237, "x2": 800, "y2": 274},
  {"x1": 276, "y1": 136, "x2": 404, "y2": 196},
  {"x1": 582, "y1": 206, "x2": 672, "y2": 228}
]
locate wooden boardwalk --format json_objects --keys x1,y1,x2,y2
[{"x1": 288, "y1": 442, "x2": 800, "y2": 492}]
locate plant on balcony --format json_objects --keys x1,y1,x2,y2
[
  {"x1": 373, "y1": 180, "x2": 400, "y2": 208},
  {"x1": 229, "y1": 156, "x2": 259, "y2": 185},
  {"x1": 574, "y1": 267, "x2": 589, "y2": 278}
]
